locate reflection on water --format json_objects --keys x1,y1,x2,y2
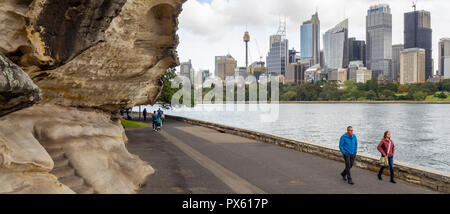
[{"x1": 135, "y1": 104, "x2": 450, "y2": 172}]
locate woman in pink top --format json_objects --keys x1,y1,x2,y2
[{"x1": 377, "y1": 131, "x2": 396, "y2": 184}]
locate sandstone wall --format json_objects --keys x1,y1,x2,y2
[{"x1": 0, "y1": 0, "x2": 185, "y2": 193}]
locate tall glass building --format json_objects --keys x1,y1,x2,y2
[
  {"x1": 366, "y1": 4, "x2": 392, "y2": 81},
  {"x1": 266, "y1": 31, "x2": 288, "y2": 76},
  {"x1": 404, "y1": 10, "x2": 432, "y2": 80},
  {"x1": 439, "y1": 38, "x2": 450, "y2": 79},
  {"x1": 300, "y1": 12, "x2": 320, "y2": 65},
  {"x1": 348, "y1": 38, "x2": 366, "y2": 66},
  {"x1": 392, "y1": 44, "x2": 404, "y2": 82},
  {"x1": 323, "y1": 19, "x2": 348, "y2": 70}
]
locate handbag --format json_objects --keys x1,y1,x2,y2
[{"x1": 379, "y1": 140, "x2": 392, "y2": 167}]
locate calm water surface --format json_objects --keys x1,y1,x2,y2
[{"x1": 138, "y1": 104, "x2": 450, "y2": 172}]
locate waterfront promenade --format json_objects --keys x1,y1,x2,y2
[{"x1": 126, "y1": 118, "x2": 435, "y2": 194}]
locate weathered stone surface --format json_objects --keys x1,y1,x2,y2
[
  {"x1": 0, "y1": 0, "x2": 185, "y2": 194},
  {"x1": 0, "y1": 104, "x2": 154, "y2": 193},
  {"x1": 0, "y1": 53, "x2": 41, "y2": 117},
  {"x1": 33, "y1": 0, "x2": 184, "y2": 111},
  {"x1": 1, "y1": 0, "x2": 185, "y2": 111}
]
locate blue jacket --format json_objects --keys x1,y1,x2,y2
[{"x1": 339, "y1": 133, "x2": 358, "y2": 155}]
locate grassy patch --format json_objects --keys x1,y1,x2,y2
[{"x1": 121, "y1": 118, "x2": 148, "y2": 129}]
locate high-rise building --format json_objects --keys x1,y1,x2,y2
[
  {"x1": 300, "y1": 12, "x2": 321, "y2": 65},
  {"x1": 180, "y1": 59, "x2": 194, "y2": 84},
  {"x1": 366, "y1": 4, "x2": 392, "y2": 81},
  {"x1": 356, "y1": 68, "x2": 373, "y2": 83},
  {"x1": 289, "y1": 49, "x2": 298, "y2": 63},
  {"x1": 217, "y1": 54, "x2": 237, "y2": 80},
  {"x1": 323, "y1": 19, "x2": 349, "y2": 70},
  {"x1": 404, "y1": 10, "x2": 432, "y2": 80},
  {"x1": 348, "y1": 38, "x2": 366, "y2": 66},
  {"x1": 392, "y1": 44, "x2": 404, "y2": 82},
  {"x1": 215, "y1": 55, "x2": 233, "y2": 77},
  {"x1": 266, "y1": 21, "x2": 289, "y2": 76},
  {"x1": 286, "y1": 62, "x2": 306, "y2": 85},
  {"x1": 348, "y1": 61, "x2": 365, "y2": 82},
  {"x1": 439, "y1": 38, "x2": 450, "y2": 79},
  {"x1": 400, "y1": 48, "x2": 426, "y2": 84}
]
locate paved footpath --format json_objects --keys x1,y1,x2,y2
[{"x1": 126, "y1": 118, "x2": 436, "y2": 194}]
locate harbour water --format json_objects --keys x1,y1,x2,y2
[{"x1": 136, "y1": 104, "x2": 450, "y2": 172}]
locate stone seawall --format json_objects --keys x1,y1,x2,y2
[{"x1": 167, "y1": 115, "x2": 450, "y2": 193}]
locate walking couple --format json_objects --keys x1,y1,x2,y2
[{"x1": 339, "y1": 126, "x2": 396, "y2": 185}]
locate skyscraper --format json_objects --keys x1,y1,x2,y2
[
  {"x1": 300, "y1": 12, "x2": 320, "y2": 65},
  {"x1": 392, "y1": 44, "x2": 404, "y2": 82},
  {"x1": 266, "y1": 21, "x2": 289, "y2": 76},
  {"x1": 366, "y1": 4, "x2": 392, "y2": 81},
  {"x1": 404, "y1": 9, "x2": 432, "y2": 80},
  {"x1": 439, "y1": 38, "x2": 450, "y2": 79},
  {"x1": 400, "y1": 48, "x2": 426, "y2": 84},
  {"x1": 348, "y1": 38, "x2": 366, "y2": 66},
  {"x1": 180, "y1": 59, "x2": 194, "y2": 84},
  {"x1": 323, "y1": 19, "x2": 349, "y2": 70},
  {"x1": 217, "y1": 54, "x2": 237, "y2": 80}
]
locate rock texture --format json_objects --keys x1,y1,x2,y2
[
  {"x1": 1, "y1": 0, "x2": 185, "y2": 111},
  {"x1": 0, "y1": 0, "x2": 185, "y2": 193},
  {"x1": 0, "y1": 53, "x2": 41, "y2": 117},
  {"x1": 0, "y1": 104, "x2": 154, "y2": 193}
]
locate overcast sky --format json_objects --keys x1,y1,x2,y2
[{"x1": 177, "y1": 0, "x2": 450, "y2": 75}]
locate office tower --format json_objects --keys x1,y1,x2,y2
[
  {"x1": 289, "y1": 49, "x2": 298, "y2": 63},
  {"x1": 348, "y1": 38, "x2": 366, "y2": 66},
  {"x1": 400, "y1": 48, "x2": 426, "y2": 84},
  {"x1": 201, "y1": 70, "x2": 210, "y2": 83},
  {"x1": 392, "y1": 44, "x2": 404, "y2": 82},
  {"x1": 439, "y1": 38, "x2": 450, "y2": 79},
  {"x1": 404, "y1": 9, "x2": 432, "y2": 80},
  {"x1": 323, "y1": 19, "x2": 349, "y2": 70},
  {"x1": 217, "y1": 54, "x2": 237, "y2": 80},
  {"x1": 286, "y1": 62, "x2": 306, "y2": 85},
  {"x1": 180, "y1": 59, "x2": 194, "y2": 84},
  {"x1": 266, "y1": 20, "x2": 289, "y2": 76},
  {"x1": 356, "y1": 68, "x2": 373, "y2": 83},
  {"x1": 300, "y1": 12, "x2": 321, "y2": 65},
  {"x1": 366, "y1": 4, "x2": 392, "y2": 81},
  {"x1": 348, "y1": 61, "x2": 365, "y2": 82},
  {"x1": 243, "y1": 31, "x2": 250, "y2": 68}
]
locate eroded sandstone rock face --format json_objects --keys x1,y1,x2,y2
[
  {"x1": 1, "y1": 0, "x2": 185, "y2": 111},
  {"x1": 0, "y1": 0, "x2": 185, "y2": 193},
  {"x1": 0, "y1": 53, "x2": 41, "y2": 117},
  {"x1": 0, "y1": 104, "x2": 154, "y2": 193}
]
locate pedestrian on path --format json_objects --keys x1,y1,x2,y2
[
  {"x1": 339, "y1": 126, "x2": 358, "y2": 185},
  {"x1": 143, "y1": 108, "x2": 147, "y2": 122},
  {"x1": 152, "y1": 111, "x2": 159, "y2": 131},
  {"x1": 377, "y1": 131, "x2": 396, "y2": 184}
]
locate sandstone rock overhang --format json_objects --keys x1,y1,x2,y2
[{"x1": 0, "y1": 52, "x2": 41, "y2": 117}]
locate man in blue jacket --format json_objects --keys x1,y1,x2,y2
[{"x1": 339, "y1": 126, "x2": 358, "y2": 185}]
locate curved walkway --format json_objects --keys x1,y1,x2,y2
[{"x1": 126, "y1": 118, "x2": 436, "y2": 194}]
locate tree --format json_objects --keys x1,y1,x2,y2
[
  {"x1": 366, "y1": 90, "x2": 377, "y2": 100},
  {"x1": 412, "y1": 91, "x2": 427, "y2": 101},
  {"x1": 157, "y1": 68, "x2": 179, "y2": 107},
  {"x1": 435, "y1": 92, "x2": 448, "y2": 99},
  {"x1": 398, "y1": 85, "x2": 409, "y2": 93}
]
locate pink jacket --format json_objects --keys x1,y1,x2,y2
[{"x1": 377, "y1": 138, "x2": 395, "y2": 157}]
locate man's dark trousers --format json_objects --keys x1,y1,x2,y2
[{"x1": 342, "y1": 154, "x2": 356, "y2": 181}]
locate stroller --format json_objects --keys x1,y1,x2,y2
[{"x1": 155, "y1": 118, "x2": 162, "y2": 132}]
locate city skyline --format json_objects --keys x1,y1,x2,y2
[{"x1": 178, "y1": 0, "x2": 450, "y2": 74}]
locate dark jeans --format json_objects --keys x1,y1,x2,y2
[
  {"x1": 378, "y1": 156, "x2": 394, "y2": 179},
  {"x1": 342, "y1": 154, "x2": 356, "y2": 181}
]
